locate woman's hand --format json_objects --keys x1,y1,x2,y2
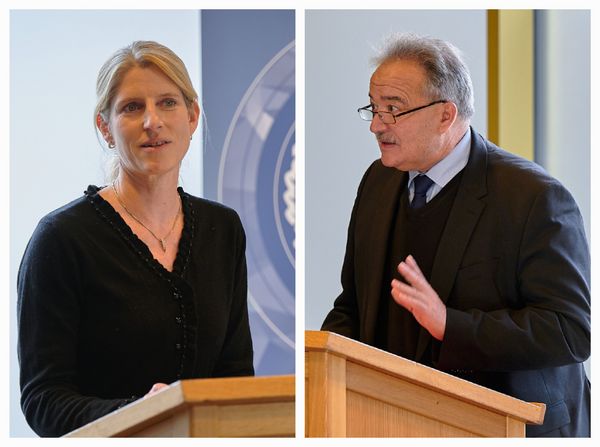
[{"x1": 144, "y1": 383, "x2": 169, "y2": 397}]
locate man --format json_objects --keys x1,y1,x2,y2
[{"x1": 321, "y1": 34, "x2": 590, "y2": 437}]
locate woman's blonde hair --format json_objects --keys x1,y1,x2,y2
[{"x1": 94, "y1": 41, "x2": 198, "y2": 181}]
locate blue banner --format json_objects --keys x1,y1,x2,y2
[{"x1": 201, "y1": 10, "x2": 295, "y2": 375}]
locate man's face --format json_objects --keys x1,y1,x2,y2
[{"x1": 369, "y1": 58, "x2": 450, "y2": 172}]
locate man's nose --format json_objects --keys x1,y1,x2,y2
[{"x1": 369, "y1": 113, "x2": 387, "y2": 133}]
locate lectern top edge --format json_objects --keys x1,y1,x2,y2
[
  {"x1": 179, "y1": 374, "x2": 295, "y2": 403},
  {"x1": 65, "y1": 375, "x2": 295, "y2": 437},
  {"x1": 306, "y1": 330, "x2": 545, "y2": 425}
]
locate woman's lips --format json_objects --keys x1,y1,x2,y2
[
  {"x1": 140, "y1": 140, "x2": 172, "y2": 152},
  {"x1": 141, "y1": 139, "x2": 170, "y2": 148}
]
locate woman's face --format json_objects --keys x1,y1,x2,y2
[{"x1": 98, "y1": 65, "x2": 199, "y2": 180}]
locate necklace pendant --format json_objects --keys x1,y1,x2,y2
[{"x1": 111, "y1": 182, "x2": 181, "y2": 255}]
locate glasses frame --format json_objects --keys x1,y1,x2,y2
[{"x1": 357, "y1": 99, "x2": 448, "y2": 124}]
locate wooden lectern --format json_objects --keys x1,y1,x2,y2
[
  {"x1": 65, "y1": 375, "x2": 294, "y2": 437},
  {"x1": 306, "y1": 331, "x2": 545, "y2": 437}
]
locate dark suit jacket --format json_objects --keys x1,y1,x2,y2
[{"x1": 322, "y1": 129, "x2": 590, "y2": 437}]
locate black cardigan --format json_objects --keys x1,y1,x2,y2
[{"x1": 17, "y1": 185, "x2": 254, "y2": 437}]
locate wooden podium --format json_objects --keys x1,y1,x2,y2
[
  {"x1": 65, "y1": 375, "x2": 294, "y2": 437},
  {"x1": 306, "y1": 331, "x2": 545, "y2": 437}
]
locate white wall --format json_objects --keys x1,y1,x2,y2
[
  {"x1": 305, "y1": 10, "x2": 488, "y2": 329},
  {"x1": 9, "y1": 10, "x2": 202, "y2": 437},
  {"x1": 535, "y1": 10, "x2": 590, "y2": 241}
]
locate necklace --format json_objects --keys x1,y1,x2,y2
[{"x1": 112, "y1": 181, "x2": 181, "y2": 253}]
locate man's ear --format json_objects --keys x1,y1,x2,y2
[{"x1": 438, "y1": 101, "x2": 458, "y2": 133}]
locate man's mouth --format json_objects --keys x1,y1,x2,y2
[{"x1": 376, "y1": 133, "x2": 397, "y2": 146}]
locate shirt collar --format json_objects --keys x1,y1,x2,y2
[{"x1": 409, "y1": 129, "x2": 471, "y2": 189}]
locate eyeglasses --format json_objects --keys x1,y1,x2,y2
[{"x1": 357, "y1": 100, "x2": 448, "y2": 124}]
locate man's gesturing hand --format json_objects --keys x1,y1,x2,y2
[{"x1": 391, "y1": 254, "x2": 447, "y2": 341}]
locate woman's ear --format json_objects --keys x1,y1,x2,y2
[
  {"x1": 188, "y1": 100, "x2": 200, "y2": 135},
  {"x1": 96, "y1": 113, "x2": 114, "y2": 146}
]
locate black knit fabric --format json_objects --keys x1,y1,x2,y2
[
  {"x1": 375, "y1": 172, "x2": 462, "y2": 363},
  {"x1": 17, "y1": 185, "x2": 254, "y2": 437}
]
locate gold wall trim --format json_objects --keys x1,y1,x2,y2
[{"x1": 487, "y1": 10, "x2": 534, "y2": 161}]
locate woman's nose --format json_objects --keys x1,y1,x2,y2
[{"x1": 143, "y1": 105, "x2": 163, "y2": 131}]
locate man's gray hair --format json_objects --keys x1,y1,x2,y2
[{"x1": 373, "y1": 33, "x2": 474, "y2": 120}]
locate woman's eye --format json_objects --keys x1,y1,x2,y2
[
  {"x1": 163, "y1": 98, "x2": 177, "y2": 107},
  {"x1": 123, "y1": 103, "x2": 141, "y2": 113}
]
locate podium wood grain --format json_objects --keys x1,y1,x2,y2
[
  {"x1": 305, "y1": 331, "x2": 545, "y2": 437},
  {"x1": 65, "y1": 375, "x2": 295, "y2": 437}
]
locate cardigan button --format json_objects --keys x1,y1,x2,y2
[
  {"x1": 175, "y1": 343, "x2": 182, "y2": 350},
  {"x1": 175, "y1": 316, "x2": 182, "y2": 324}
]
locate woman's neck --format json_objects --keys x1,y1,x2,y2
[
  {"x1": 107, "y1": 170, "x2": 182, "y2": 229},
  {"x1": 98, "y1": 168, "x2": 184, "y2": 270}
]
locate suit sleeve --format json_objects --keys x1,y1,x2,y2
[
  {"x1": 437, "y1": 181, "x2": 591, "y2": 371},
  {"x1": 17, "y1": 218, "x2": 133, "y2": 437},
  {"x1": 321, "y1": 163, "x2": 376, "y2": 338}
]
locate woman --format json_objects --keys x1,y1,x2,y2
[{"x1": 17, "y1": 41, "x2": 254, "y2": 437}]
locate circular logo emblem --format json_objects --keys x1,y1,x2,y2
[{"x1": 218, "y1": 42, "x2": 295, "y2": 368}]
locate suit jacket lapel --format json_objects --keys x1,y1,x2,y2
[
  {"x1": 359, "y1": 166, "x2": 407, "y2": 344},
  {"x1": 415, "y1": 129, "x2": 489, "y2": 362}
]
